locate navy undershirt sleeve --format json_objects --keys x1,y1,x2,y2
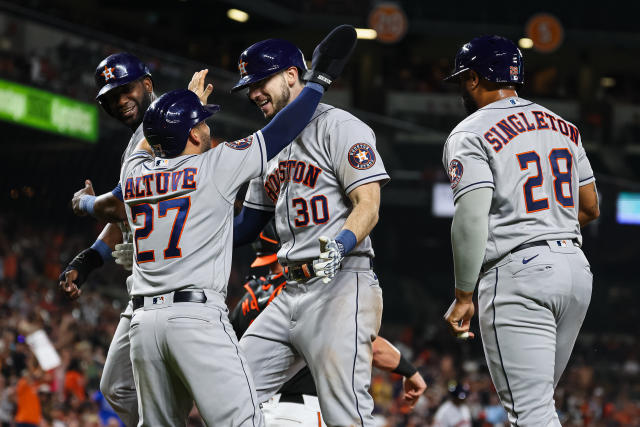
[
  {"x1": 233, "y1": 206, "x2": 274, "y2": 247},
  {"x1": 261, "y1": 83, "x2": 324, "y2": 159},
  {"x1": 112, "y1": 183, "x2": 124, "y2": 202}
]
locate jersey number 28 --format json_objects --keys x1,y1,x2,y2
[
  {"x1": 517, "y1": 148, "x2": 573, "y2": 213},
  {"x1": 130, "y1": 196, "x2": 191, "y2": 263}
]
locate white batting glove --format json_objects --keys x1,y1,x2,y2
[
  {"x1": 312, "y1": 236, "x2": 344, "y2": 283},
  {"x1": 112, "y1": 243, "x2": 134, "y2": 271}
]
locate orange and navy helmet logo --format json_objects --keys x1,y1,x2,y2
[
  {"x1": 101, "y1": 66, "x2": 116, "y2": 81},
  {"x1": 238, "y1": 60, "x2": 248, "y2": 77},
  {"x1": 348, "y1": 143, "x2": 376, "y2": 170}
]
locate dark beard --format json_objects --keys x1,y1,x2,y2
[
  {"x1": 461, "y1": 85, "x2": 478, "y2": 115},
  {"x1": 134, "y1": 91, "x2": 153, "y2": 127},
  {"x1": 266, "y1": 76, "x2": 291, "y2": 120}
]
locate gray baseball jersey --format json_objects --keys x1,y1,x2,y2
[
  {"x1": 444, "y1": 96, "x2": 594, "y2": 426},
  {"x1": 244, "y1": 103, "x2": 389, "y2": 264},
  {"x1": 442, "y1": 97, "x2": 595, "y2": 263},
  {"x1": 121, "y1": 131, "x2": 266, "y2": 296}
]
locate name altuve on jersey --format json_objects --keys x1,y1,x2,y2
[
  {"x1": 483, "y1": 110, "x2": 579, "y2": 153},
  {"x1": 123, "y1": 168, "x2": 197, "y2": 200}
]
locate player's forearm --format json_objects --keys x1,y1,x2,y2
[
  {"x1": 261, "y1": 84, "x2": 324, "y2": 159},
  {"x1": 98, "y1": 222, "x2": 124, "y2": 249},
  {"x1": 451, "y1": 188, "x2": 492, "y2": 293},
  {"x1": 578, "y1": 182, "x2": 599, "y2": 227},
  {"x1": 94, "y1": 193, "x2": 127, "y2": 223},
  {"x1": 343, "y1": 182, "x2": 381, "y2": 244},
  {"x1": 233, "y1": 207, "x2": 274, "y2": 247},
  {"x1": 372, "y1": 337, "x2": 401, "y2": 371}
]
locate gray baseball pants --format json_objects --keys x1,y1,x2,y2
[
  {"x1": 240, "y1": 257, "x2": 383, "y2": 427},
  {"x1": 129, "y1": 289, "x2": 264, "y2": 427},
  {"x1": 478, "y1": 241, "x2": 592, "y2": 426},
  {"x1": 100, "y1": 301, "x2": 138, "y2": 427}
]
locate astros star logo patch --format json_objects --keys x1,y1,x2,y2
[
  {"x1": 238, "y1": 60, "x2": 248, "y2": 77},
  {"x1": 348, "y1": 143, "x2": 376, "y2": 170},
  {"x1": 101, "y1": 65, "x2": 116, "y2": 81},
  {"x1": 448, "y1": 159, "x2": 463, "y2": 189}
]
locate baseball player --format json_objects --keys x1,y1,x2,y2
[
  {"x1": 58, "y1": 52, "x2": 159, "y2": 427},
  {"x1": 441, "y1": 36, "x2": 600, "y2": 426},
  {"x1": 230, "y1": 223, "x2": 427, "y2": 426},
  {"x1": 231, "y1": 37, "x2": 389, "y2": 426},
  {"x1": 119, "y1": 25, "x2": 358, "y2": 425}
]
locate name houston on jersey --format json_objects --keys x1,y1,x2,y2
[{"x1": 263, "y1": 160, "x2": 322, "y2": 203}]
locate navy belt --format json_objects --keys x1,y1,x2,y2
[{"x1": 131, "y1": 290, "x2": 207, "y2": 310}]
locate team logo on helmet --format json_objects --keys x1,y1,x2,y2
[
  {"x1": 348, "y1": 143, "x2": 376, "y2": 170},
  {"x1": 100, "y1": 65, "x2": 116, "y2": 82},
  {"x1": 238, "y1": 60, "x2": 248, "y2": 77},
  {"x1": 225, "y1": 135, "x2": 253, "y2": 150},
  {"x1": 448, "y1": 159, "x2": 463, "y2": 189}
]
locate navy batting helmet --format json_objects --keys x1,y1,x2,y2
[
  {"x1": 95, "y1": 52, "x2": 152, "y2": 103},
  {"x1": 444, "y1": 35, "x2": 523, "y2": 85},
  {"x1": 231, "y1": 39, "x2": 307, "y2": 92},
  {"x1": 143, "y1": 89, "x2": 220, "y2": 158}
]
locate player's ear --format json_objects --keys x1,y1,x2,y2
[
  {"x1": 142, "y1": 76, "x2": 153, "y2": 93},
  {"x1": 283, "y1": 67, "x2": 298, "y2": 87},
  {"x1": 468, "y1": 70, "x2": 480, "y2": 90},
  {"x1": 188, "y1": 128, "x2": 202, "y2": 147}
]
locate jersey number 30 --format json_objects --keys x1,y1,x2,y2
[
  {"x1": 517, "y1": 148, "x2": 573, "y2": 213},
  {"x1": 130, "y1": 196, "x2": 191, "y2": 263}
]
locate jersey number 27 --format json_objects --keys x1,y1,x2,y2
[
  {"x1": 517, "y1": 148, "x2": 573, "y2": 213},
  {"x1": 130, "y1": 196, "x2": 191, "y2": 263}
]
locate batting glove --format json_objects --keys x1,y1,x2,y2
[
  {"x1": 112, "y1": 243, "x2": 134, "y2": 271},
  {"x1": 312, "y1": 236, "x2": 345, "y2": 283}
]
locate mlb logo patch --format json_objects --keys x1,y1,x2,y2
[
  {"x1": 155, "y1": 159, "x2": 169, "y2": 168},
  {"x1": 152, "y1": 296, "x2": 165, "y2": 305},
  {"x1": 448, "y1": 159, "x2": 463, "y2": 189}
]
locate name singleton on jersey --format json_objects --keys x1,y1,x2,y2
[
  {"x1": 482, "y1": 110, "x2": 579, "y2": 153},
  {"x1": 123, "y1": 168, "x2": 197, "y2": 201}
]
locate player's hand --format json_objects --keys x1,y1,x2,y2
[
  {"x1": 58, "y1": 269, "x2": 82, "y2": 300},
  {"x1": 112, "y1": 243, "x2": 134, "y2": 271},
  {"x1": 402, "y1": 371, "x2": 427, "y2": 409},
  {"x1": 312, "y1": 236, "x2": 344, "y2": 283},
  {"x1": 71, "y1": 180, "x2": 95, "y2": 216},
  {"x1": 188, "y1": 69, "x2": 214, "y2": 105},
  {"x1": 443, "y1": 289, "x2": 475, "y2": 339}
]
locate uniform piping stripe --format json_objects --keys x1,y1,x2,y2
[
  {"x1": 492, "y1": 267, "x2": 519, "y2": 426},
  {"x1": 579, "y1": 176, "x2": 594, "y2": 183},
  {"x1": 243, "y1": 201, "x2": 276, "y2": 211},
  {"x1": 256, "y1": 131, "x2": 266, "y2": 177},
  {"x1": 344, "y1": 173, "x2": 390, "y2": 194},
  {"x1": 218, "y1": 310, "x2": 258, "y2": 427},
  {"x1": 453, "y1": 181, "x2": 495, "y2": 201},
  {"x1": 480, "y1": 101, "x2": 534, "y2": 111},
  {"x1": 351, "y1": 273, "x2": 365, "y2": 426}
]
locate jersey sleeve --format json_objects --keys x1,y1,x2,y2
[
  {"x1": 442, "y1": 131, "x2": 495, "y2": 203},
  {"x1": 120, "y1": 150, "x2": 153, "y2": 188},
  {"x1": 576, "y1": 143, "x2": 595, "y2": 186},
  {"x1": 243, "y1": 176, "x2": 275, "y2": 212},
  {"x1": 208, "y1": 131, "x2": 268, "y2": 203},
  {"x1": 328, "y1": 119, "x2": 390, "y2": 195}
]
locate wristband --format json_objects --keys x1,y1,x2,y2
[
  {"x1": 79, "y1": 195, "x2": 96, "y2": 216},
  {"x1": 392, "y1": 354, "x2": 417, "y2": 378},
  {"x1": 305, "y1": 82, "x2": 325, "y2": 94},
  {"x1": 335, "y1": 229, "x2": 357, "y2": 256},
  {"x1": 59, "y1": 247, "x2": 104, "y2": 287},
  {"x1": 91, "y1": 239, "x2": 112, "y2": 263}
]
